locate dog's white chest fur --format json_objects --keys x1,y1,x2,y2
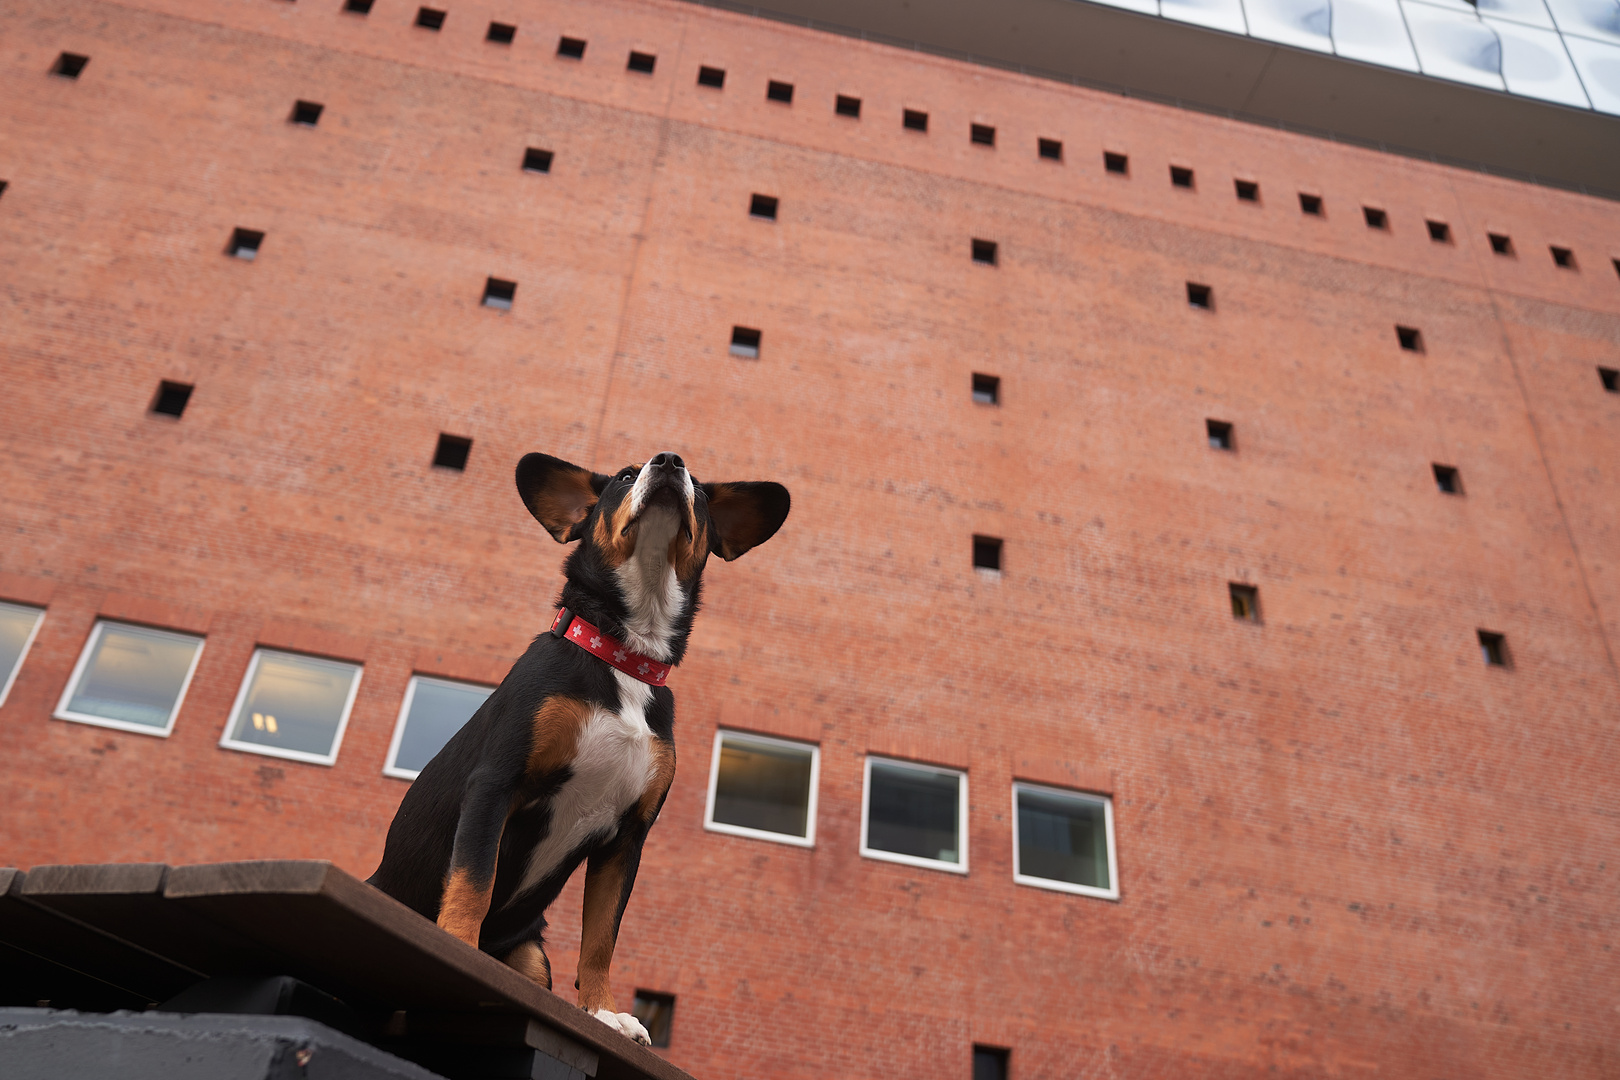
[{"x1": 513, "y1": 677, "x2": 656, "y2": 898}]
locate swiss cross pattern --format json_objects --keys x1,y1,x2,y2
[{"x1": 555, "y1": 612, "x2": 671, "y2": 686}]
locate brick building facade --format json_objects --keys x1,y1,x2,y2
[{"x1": 2, "y1": 0, "x2": 1618, "y2": 1076}]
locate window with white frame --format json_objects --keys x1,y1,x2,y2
[
  {"x1": 55, "y1": 620, "x2": 204, "y2": 736},
  {"x1": 220, "y1": 649, "x2": 361, "y2": 765},
  {"x1": 1012, "y1": 782, "x2": 1119, "y2": 899},
  {"x1": 0, "y1": 601, "x2": 46, "y2": 709},
  {"x1": 384, "y1": 675, "x2": 493, "y2": 779},
  {"x1": 704, "y1": 730, "x2": 819, "y2": 846},
  {"x1": 860, "y1": 756, "x2": 968, "y2": 873}
]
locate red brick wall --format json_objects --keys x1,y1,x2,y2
[{"x1": 2, "y1": 0, "x2": 1618, "y2": 1076}]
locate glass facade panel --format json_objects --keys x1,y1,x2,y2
[
  {"x1": 1161, "y1": 0, "x2": 1249, "y2": 34},
  {"x1": 388, "y1": 676, "x2": 492, "y2": 777},
  {"x1": 1564, "y1": 33, "x2": 1620, "y2": 114},
  {"x1": 60, "y1": 622, "x2": 202, "y2": 732},
  {"x1": 865, "y1": 760, "x2": 962, "y2": 865},
  {"x1": 1246, "y1": 0, "x2": 1334, "y2": 51},
  {"x1": 1015, "y1": 785, "x2": 1114, "y2": 894},
  {"x1": 224, "y1": 649, "x2": 360, "y2": 762},
  {"x1": 0, "y1": 602, "x2": 45, "y2": 707},
  {"x1": 710, "y1": 734, "x2": 816, "y2": 839},
  {"x1": 1491, "y1": 18, "x2": 1593, "y2": 104},
  {"x1": 1403, "y1": 2, "x2": 1509, "y2": 89}
]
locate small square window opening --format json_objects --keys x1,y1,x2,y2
[
  {"x1": 835, "y1": 94, "x2": 861, "y2": 117},
  {"x1": 1299, "y1": 192, "x2": 1323, "y2": 215},
  {"x1": 53, "y1": 53, "x2": 90, "y2": 79},
  {"x1": 627, "y1": 51, "x2": 656, "y2": 74},
  {"x1": 385, "y1": 675, "x2": 493, "y2": 779},
  {"x1": 767, "y1": 80, "x2": 794, "y2": 104},
  {"x1": 483, "y1": 277, "x2": 516, "y2": 310},
  {"x1": 697, "y1": 65, "x2": 725, "y2": 88},
  {"x1": 1550, "y1": 245, "x2": 1576, "y2": 269},
  {"x1": 971, "y1": 238, "x2": 998, "y2": 266},
  {"x1": 971, "y1": 123, "x2": 996, "y2": 147},
  {"x1": 56, "y1": 621, "x2": 205, "y2": 737},
  {"x1": 1230, "y1": 583, "x2": 1260, "y2": 622},
  {"x1": 1013, "y1": 783, "x2": 1118, "y2": 899},
  {"x1": 152, "y1": 381, "x2": 194, "y2": 418},
  {"x1": 1396, "y1": 325, "x2": 1423, "y2": 352},
  {"x1": 221, "y1": 648, "x2": 363, "y2": 765},
  {"x1": 1234, "y1": 179, "x2": 1259, "y2": 202},
  {"x1": 730, "y1": 326, "x2": 761, "y2": 359},
  {"x1": 1489, "y1": 232, "x2": 1514, "y2": 256},
  {"x1": 973, "y1": 535, "x2": 1003, "y2": 573},
  {"x1": 522, "y1": 147, "x2": 553, "y2": 173},
  {"x1": 1363, "y1": 206, "x2": 1388, "y2": 230},
  {"x1": 705, "y1": 729, "x2": 820, "y2": 845},
  {"x1": 290, "y1": 100, "x2": 324, "y2": 126},
  {"x1": 557, "y1": 36, "x2": 587, "y2": 59},
  {"x1": 344, "y1": 0, "x2": 375, "y2": 12},
  {"x1": 415, "y1": 7, "x2": 446, "y2": 31},
  {"x1": 1206, "y1": 419, "x2": 1233, "y2": 450},
  {"x1": 861, "y1": 756, "x2": 968, "y2": 872},
  {"x1": 227, "y1": 228, "x2": 264, "y2": 260},
  {"x1": 1170, "y1": 165, "x2": 1194, "y2": 188},
  {"x1": 1478, "y1": 630, "x2": 1509, "y2": 668},
  {"x1": 1427, "y1": 220, "x2": 1452, "y2": 243},
  {"x1": 486, "y1": 22, "x2": 516, "y2": 44},
  {"x1": 0, "y1": 602, "x2": 47, "y2": 711},
  {"x1": 973, "y1": 1046, "x2": 1010, "y2": 1080},
  {"x1": 434, "y1": 433, "x2": 472, "y2": 471},
  {"x1": 0, "y1": 181, "x2": 8, "y2": 201},
  {"x1": 1038, "y1": 138, "x2": 1062, "y2": 161},
  {"x1": 1104, "y1": 151, "x2": 1129, "y2": 175},
  {"x1": 749, "y1": 194, "x2": 778, "y2": 220},
  {"x1": 631, "y1": 992, "x2": 675, "y2": 1049},
  {"x1": 1432, "y1": 463, "x2": 1462, "y2": 494},
  {"x1": 903, "y1": 109, "x2": 929, "y2": 132},
  {"x1": 1612, "y1": 257, "x2": 1619, "y2": 281},
  {"x1": 1186, "y1": 282, "x2": 1213, "y2": 309},
  {"x1": 971, "y1": 373, "x2": 1000, "y2": 405},
  {"x1": 1599, "y1": 366, "x2": 1618, "y2": 393}
]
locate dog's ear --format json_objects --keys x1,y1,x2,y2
[
  {"x1": 516, "y1": 454, "x2": 611, "y2": 543},
  {"x1": 701, "y1": 482, "x2": 791, "y2": 561}
]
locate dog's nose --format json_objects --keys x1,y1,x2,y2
[{"x1": 649, "y1": 452, "x2": 684, "y2": 472}]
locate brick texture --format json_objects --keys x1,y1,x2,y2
[{"x1": 1, "y1": 0, "x2": 1618, "y2": 1077}]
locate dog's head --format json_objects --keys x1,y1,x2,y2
[{"x1": 516, "y1": 452, "x2": 790, "y2": 653}]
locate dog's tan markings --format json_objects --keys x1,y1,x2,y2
[
  {"x1": 593, "y1": 497, "x2": 638, "y2": 568},
  {"x1": 526, "y1": 695, "x2": 593, "y2": 778},
  {"x1": 577, "y1": 847, "x2": 632, "y2": 1015},
  {"x1": 637, "y1": 738, "x2": 676, "y2": 822},
  {"x1": 438, "y1": 867, "x2": 494, "y2": 948},
  {"x1": 528, "y1": 466, "x2": 597, "y2": 542},
  {"x1": 504, "y1": 940, "x2": 552, "y2": 989},
  {"x1": 670, "y1": 518, "x2": 708, "y2": 581}
]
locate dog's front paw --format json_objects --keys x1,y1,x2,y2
[{"x1": 591, "y1": 1008, "x2": 652, "y2": 1046}]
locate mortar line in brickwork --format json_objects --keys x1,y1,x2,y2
[
  {"x1": 1445, "y1": 174, "x2": 1620, "y2": 694},
  {"x1": 587, "y1": 12, "x2": 691, "y2": 469}
]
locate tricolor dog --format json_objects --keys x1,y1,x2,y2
[{"x1": 369, "y1": 451, "x2": 789, "y2": 1044}]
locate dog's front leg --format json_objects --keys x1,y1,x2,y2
[
  {"x1": 578, "y1": 829, "x2": 653, "y2": 1045},
  {"x1": 436, "y1": 779, "x2": 511, "y2": 949}
]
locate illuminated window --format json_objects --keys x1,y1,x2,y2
[
  {"x1": 56, "y1": 621, "x2": 204, "y2": 737},
  {"x1": 0, "y1": 602, "x2": 46, "y2": 709},
  {"x1": 1013, "y1": 782, "x2": 1118, "y2": 899},
  {"x1": 384, "y1": 675, "x2": 493, "y2": 779},
  {"x1": 221, "y1": 649, "x2": 362, "y2": 765},
  {"x1": 704, "y1": 730, "x2": 819, "y2": 845},
  {"x1": 861, "y1": 757, "x2": 968, "y2": 873}
]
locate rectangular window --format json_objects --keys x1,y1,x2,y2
[
  {"x1": 1489, "y1": 232, "x2": 1514, "y2": 256},
  {"x1": 729, "y1": 326, "x2": 761, "y2": 358},
  {"x1": 749, "y1": 193, "x2": 778, "y2": 220},
  {"x1": 1037, "y1": 137, "x2": 1062, "y2": 161},
  {"x1": 1600, "y1": 366, "x2": 1618, "y2": 392},
  {"x1": 433, "y1": 433, "x2": 472, "y2": 471},
  {"x1": 1234, "y1": 179, "x2": 1259, "y2": 202},
  {"x1": 227, "y1": 228, "x2": 264, "y2": 260},
  {"x1": 344, "y1": 0, "x2": 375, "y2": 12},
  {"x1": 0, "y1": 601, "x2": 46, "y2": 709},
  {"x1": 1230, "y1": 582, "x2": 1260, "y2": 622},
  {"x1": 973, "y1": 1046, "x2": 1009, "y2": 1080},
  {"x1": 1478, "y1": 629, "x2": 1509, "y2": 667},
  {"x1": 1012, "y1": 782, "x2": 1118, "y2": 899},
  {"x1": 627, "y1": 51, "x2": 656, "y2": 74},
  {"x1": 483, "y1": 277, "x2": 516, "y2": 310},
  {"x1": 1186, "y1": 282, "x2": 1212, "y2": 309},
  {"x1": 1427, "y1": 220, "x2": 1452, "y2": 243},
  {"x1": 631, "y1": 991, "x2": 674, "y2": 1049},
  {"x1": 415, "y1": 7, "x2": 446, "y2": 31},
  {"x1": 1170, "y1": 165, "x2": 1194, "y2": 188},
  {"x1": 971, "y1": 238, "x2": 997, "y2": 266},
  {"x1": 557, "y1": 36, "x2": 587, "y2": 59},
  {"x1": 861, "y1": 757, "x2": 967, "y2": 873},
  {"x1": 903, "y1": 109, "x2": 928, "y2": 132},
  {"x1": 1396, "y1": 325, "x2": 1423, "y2": 352},
  {"x1": 970, "y1": 123, "x2": 995, "y2": 146},
  {"x1": 53, "y1": 53, "x2": 89, "y2": 79},
  {"x1": 1206, "y1": 419, "x2": 1233, "y2": 449},
  {"x1": 1363, "y1": 206, "x2": 1388, "y2": 229},
  {"x1": 1432, "y1": 463, "x2": 1462, "y2": 494},
  {"x1": 835, "y1": 94, "x2": 861, "y2": 117},
  {"x1": 697, "y1": 65, "x2": 725, "y2": 88},
  {"x1": 1103, "y1": 151, "x2": 1128, "y2": 175},
  {"x1": 152, "y1": 380, "x2": 193, "y2": 418},
  {"x1": 704, "y1": 730, "x2": 819, "y2": 846},
  {"x1": 766, "y1": 80, "x2": 794, "y2": 104},
  {"x1": 384, "y1": 675, "x2": 493, "y2": 779},
  {"x1": 1550, "y1": 245, "x2": 1576, "y2": 269},
  {"x1": 221, "y1": 649, "x2": 362, "y2": 765},
  {"x1": 1298, "y1": 192, "x2": 1322, "y2": 215},
  {"x1": 522, "y1": 147, "x2": 553, "y2": 174},
  {"x1": 56, "y1": 621, "x2": 204, "y2": 737},
  {"x1": 487, "y1": 22, "x2": 516, "y2": 44},
  {"x1": 972, "y1": 535, "x2": 1002, "y2": 573},
  {"x1": 971, "y1": 373, "x2": 1000, "y2": 405},
  {"x1": 290, "y1": 100, "x2": 324, "y2": 126}
]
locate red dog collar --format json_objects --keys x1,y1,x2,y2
[{"x1": 549, "y1": 608, "x2": 672, "y2": 686}]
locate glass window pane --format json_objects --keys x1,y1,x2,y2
[
  {"x1": 0, "y1": 602, "x2": 45, "y2": 703},
  {"x1": 867, "y1": 761, "x2": 960, "y2": 864},
  {"x1": 64, "y1": 622, "x2": 201, "y2": 730},
  {"x1": 226, "y1": 650, "x2": 359, "y2": 759},
  {"x1": 1017, "y1": 787, "x2": 1111, "y2": 890},
  {"x1": 392, "y1": 677, "x2": 492, "y2": 775},
  {"x1": 711, "y1": 736, "x2": 814, "y2": 837}
]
